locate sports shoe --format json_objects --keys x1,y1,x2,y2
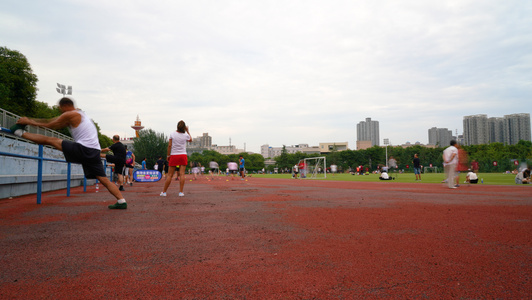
[
  {"x1": 178, "y1": 192, "x2": 184, "y2": 197},
  {"x1": 9, "y1": 124, "x2": 27, "y2": 137},
  {"x1": 119, "y1": 186, "x2": 125, "y2": 191},
  {"x1": 108, "y1": 202, "x2": 127, "y2": 209},
  {"x1": 160, "y1": 192, "x2": 167, "y2": 197},
  {"x1": 129, "y1": 182, "x2": 133, "y2": 186}
]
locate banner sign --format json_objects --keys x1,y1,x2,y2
[{"x1": 133, "y1": 170, "x2": 162, "y2": 182}]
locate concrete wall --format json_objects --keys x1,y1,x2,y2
[{"x1": 0, "y1": 135, "x2": 98, "y2": 199}]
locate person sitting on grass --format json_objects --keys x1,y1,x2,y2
[
  {"x1": 465, "y1": 169, "x2": 478, "y2": 184},
  {"x1": 379, "y1": 171, "x2": 394, "y2": 180},
  {"x1": 515, "y1": 167, "x2": 531, "y2": 184}
]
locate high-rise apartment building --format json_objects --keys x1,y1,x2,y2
[
  {"x1": 188, "y1": 133, "x2": 212, "y2": 149},
  {"x1": 356, "y1": 117, "x2": 380, "y2": 147},
  {"x1": 488, "y1": 117, "x2": 505, "y2": 143},
  {"x1": 463, "y1": 113, "x2": 531, "y2": 145},
  {"x1": 428, "y1": 127, "x2": 452, "y2": 147},
  {"x1": 504, "y1": 113, "x2": 531, "y2": 145},
  {"x1": 463, "y1": 114, "x2": 490, "y2": 145}
]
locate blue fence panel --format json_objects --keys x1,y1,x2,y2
[{"x1": 0, "y1": 145, "x2": 112, "y2": 204}]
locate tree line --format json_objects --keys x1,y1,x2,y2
[
  {"x1": 134, "y1": 129, "x2": 531, "y2": 174},
  {"x1": 273, "y1": 141, "x2": 532, "y2": 173}
]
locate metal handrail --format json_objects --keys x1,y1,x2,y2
[{"x1": 0, "y1": 107, "x2": 73, "y2": 142}]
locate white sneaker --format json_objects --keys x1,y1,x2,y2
[
  {"x1": 160, "y1": 192, "x2": 167, "y2": 196},
  {"x1": 178, "y1": 192, "x2": 184, "y2": 197}
]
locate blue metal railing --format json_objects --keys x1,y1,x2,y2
[
  {"x1": 0, "y1": 108, "x2": 73, "y2": 142},
  {"x1": 0, "y1": 144, "x2": 113, "y2": 204}
]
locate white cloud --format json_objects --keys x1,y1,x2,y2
[{"x1": 1, "y1": 0, "x2": 531, "y2": 151}]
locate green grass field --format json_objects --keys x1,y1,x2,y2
[{"x1": 252, "y1": 172, "x2": 524, "y2": 186}]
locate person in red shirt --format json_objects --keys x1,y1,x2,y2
[{"x1": 455, "y1": 145, "x2": 469, "y2": 187}]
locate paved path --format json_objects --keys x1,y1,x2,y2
[{"x1": 1, "y1": 177, "x2": 531, "y2": 298}]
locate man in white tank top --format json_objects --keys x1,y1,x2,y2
[{"x1": 11, "y1": 97, "x2": 127, "y2": 209}]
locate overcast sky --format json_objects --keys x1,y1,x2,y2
[{"x1": 2, "y1": 0, "x2": 531, "y2": 152}]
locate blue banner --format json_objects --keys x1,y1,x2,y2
[{"x1": 133, "y1": 170, "x2": 162, "y2": 182}]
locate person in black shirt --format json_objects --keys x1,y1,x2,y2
[
  {"x1": 156, "y1": 156, "x2": 165, "y2": 176},
  {"x1": 101, "y1": 135, "x2": 127, "y2": 191},
  {"x1": 413, "y1": 153, "x2": 421, "y2": 181}
]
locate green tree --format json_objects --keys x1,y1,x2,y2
[
  {"x1": 246, "y1": 153, "x2": 266, "y2": 171},
  {"x1": 0, "y1": 47, "x2": 38, "y2": 116},
  {"x1": 91, "y1": 121, "x2": 113, "y2": 148},
  {"x1": 327, "y1": 144, "x2": 340, "y2": 167},
  {"x1": 275, "y1": 145, "x2": 291, "y2": 170},
  {"x1": 133, "y1": 129, "x2": 168, "y2": 169}
]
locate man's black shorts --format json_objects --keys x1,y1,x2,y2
[
  {"x1": 106, "y1": 154, "x2": 125, "y2": 175},
  {"x1": 62, "y1": 140, "x2": 106, "y2": 179}
]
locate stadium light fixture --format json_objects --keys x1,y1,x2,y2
[{"x1": 56, "y1": 83, "x2": 72, "y2": 97}]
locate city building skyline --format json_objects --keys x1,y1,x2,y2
[{"x1": 463, "y1": 113, "x2": 531, "y2": 146}]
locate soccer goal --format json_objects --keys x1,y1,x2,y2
[{"x1": 303, "y1": 157, "x2": 327, "y2": 179}]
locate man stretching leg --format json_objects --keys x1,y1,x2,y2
[{"x1": 11, "y1": 97, "x2": 127, "y2": 209}]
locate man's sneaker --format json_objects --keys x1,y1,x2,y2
[
  {"x1": 108, "y1": 202, "x2": 127, "y2": 209},
  {"x1": 129, "y1": 182, "x2": 133, "y2": 186},
  {"x1": 160, "y1": 192, "x2": 167, "y2": 197},
  {"x1": 9, "y1": 124, "x2": 27, "y2": 137},
  {"x1": 119, "y1": 186, "x2": 125, "y2": 191},
  {"x1": 178, "y1": 192, "x2": 184, "y2": 197}
]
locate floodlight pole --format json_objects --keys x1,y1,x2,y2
[
  {"x1": 384, "y1": 138, "x2": 390, "y2": 168},
  {"x1": 56, "y1": 83, "x2": 73, "y2": 97}
]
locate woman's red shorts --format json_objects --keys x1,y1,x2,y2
[{"x1": 169, "y1": 154, "x2": 188, "y2": 167}]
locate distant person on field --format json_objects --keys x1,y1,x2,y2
[
  {"x1": 455, "y1": 144, "x2": 468, "y2": 187},
  {"x1": 142, "y1": 157, "x2": 147, "y2": 170},
  {"x1": 379, "y1": 170, "x2": 394, "y2": 180},
  {"x1": 239, "y1": 155, "x2": 245, "y2": 180},
  {"x1": 515, "y1": 167, "x2": 531, "y2": 184},
  {"x1": 124, "y1": 145, "x2": 135, "y2": 186},
  {"x1": 191, "y1": 161, "x2": 200, "y2": 180},
  {"x1": 228, "y1": 161, "x2": 238, "y2": 180},
  {"x1": 471, "y1": 160, "x2": 479, "y2": 173},
  {"x1": 101, "y1": 135, "x2": 127, "y2": 192},
  {"x1": 465, "y1": 170, "x2": 478, "y2": 184},
  {"x1": 156, "y1": 156, "x2": 165, "y2": 175},
  {"x1": 413, "y1": 153, "x2": 421, "y2": 181},
  {"x1": 388, "y1": 156, "x2": 397, "y2": 171},
  {"x1": 209, "y1": 160, "x2": 219, "y2": 180}
]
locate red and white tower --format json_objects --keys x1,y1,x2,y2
[{"x1": 131, "y1": 115, "x2": 145, "y2": 138}]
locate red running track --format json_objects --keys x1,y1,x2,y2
[{"x1": 0, "y1": 177, "x2": 531, "y2": 299}]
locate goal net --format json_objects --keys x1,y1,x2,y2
[{"x1": 303, "y1": 157, "x2": 327, "y2": 179}]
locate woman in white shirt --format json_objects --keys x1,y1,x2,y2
[{"x1": 160, "y1": 120, "x2": 192, "y2": 197}]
